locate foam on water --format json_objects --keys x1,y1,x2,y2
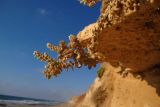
[
  {"x1": 0, "y1": 99, "x2": 58, "y2": 105},
  {"x1": 0, "y1": 95, "x2": 59, "y2": 105}
]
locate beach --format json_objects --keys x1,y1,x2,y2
[
  {"x1": 0, "y1": 103, "x2": 70, "y2": 107},
  {"x1": 0, "y1": 95, "x2": 70, "y2": 107}
]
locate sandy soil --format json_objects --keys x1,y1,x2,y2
[{"x1": 70, "y1": 63, "x2": 160, "y2": 107}]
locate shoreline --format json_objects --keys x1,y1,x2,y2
[{"x1": 0, "y1": 103, "x2": 70, "y2": 107}]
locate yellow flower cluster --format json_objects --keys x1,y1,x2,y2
[
  {"x1": 80, "y1": 0, "x2": 100, "y2": 7},
  {"x1": 34, "y1": 35, "x2": 104, "y2": 79}
]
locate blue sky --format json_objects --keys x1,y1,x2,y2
[{"x1": 0, "y1": 0, "x2": 101, "y2": 101}]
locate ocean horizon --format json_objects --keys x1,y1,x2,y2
[{"x1": 0, "y1": 94, "x2": 60, "y2": 106}]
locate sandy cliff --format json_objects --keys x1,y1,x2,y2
[
  {"x1": 69, "y1": 63, "x2": 160, "y2": 107},
  {"x1": 68, "y1": 0, "x2": 160, "y2": 107},
  {"x1": 78, "y1": 0, "x2": 160, "y2": 72}
]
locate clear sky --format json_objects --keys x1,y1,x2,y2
[{"x1": 0, "y1": 0, "x2": 101, "y2": 101}]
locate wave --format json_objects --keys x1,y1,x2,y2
[{"x1": 0, "y1": 99, "x2": 58, "y2": 105}]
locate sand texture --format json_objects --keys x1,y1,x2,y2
[{"x1": 68, "y1": 0, "x2": 160, "y2": 107}]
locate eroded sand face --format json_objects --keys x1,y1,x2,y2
[
  {"x1": 78, "y1": 0, "x2": 160, "y2": 72},
  {"x1": 69, "y1": 0, "x2": 160, "y2": 107},
  {"x1": 70, "y1": 63, "x2": 160, "y2": 107}
]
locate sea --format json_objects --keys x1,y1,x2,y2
[{"x1": 0, "y1": 95, "x2": 59, "y2": 106}]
